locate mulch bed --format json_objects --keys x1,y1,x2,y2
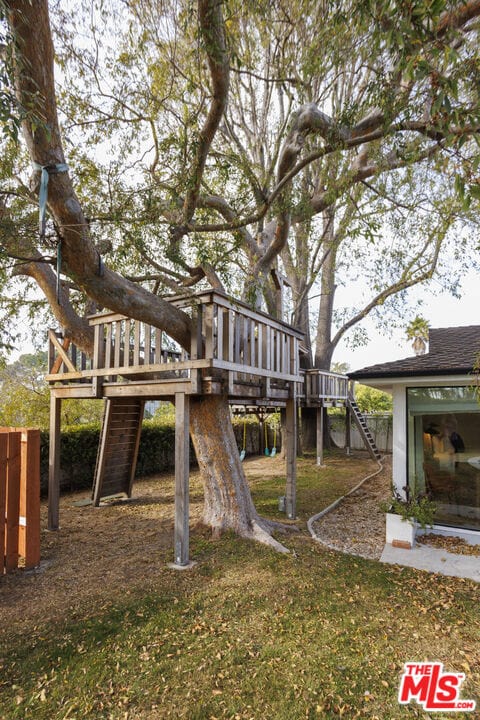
[{"x1": 311, "y1": 459, "x2": 391, "y2": 560}]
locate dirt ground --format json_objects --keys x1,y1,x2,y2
[
  {"x1": 1, "y1": 470, "x2": 198, "y2": 639},
  {"x1": 0, "y1": 457, "x2": 290, "y2": 641},
  {"x1": 312, "y1": 459, "x2": 390, "y2": 559}
]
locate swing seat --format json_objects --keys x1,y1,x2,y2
[
  {"x1": 264, "y1": 448, "x2": 270, "y2": 456},
  {"x1": 270, "y1": 447, "x2": 276, "y2": 458},
  {"x1": 239, "y1": 449, "x2": 246, "y2": 461}
]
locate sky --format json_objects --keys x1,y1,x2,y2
[{"x1": 335, "y1": 268, "x2": 480, "y2": 372}]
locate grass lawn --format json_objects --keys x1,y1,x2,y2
[{"x1": 0, "y1": 451, "x2": 479, "y2": 719}]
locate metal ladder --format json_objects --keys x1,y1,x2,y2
[{"x1": 347, "y1": 396, "x2": 382, "y2": 461}]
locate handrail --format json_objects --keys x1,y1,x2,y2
[
  {"x1": 46, "y1": 289, "x2": 304, "y2": 387},
  {"x1": 304, "y1": 368, "x2": 349, "y2": 401}
]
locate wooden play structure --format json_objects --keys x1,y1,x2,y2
[
  {"x1": 1, "y1": 427, "x2": 41, "y2": 573},
  {"x1": 46, "y1": 289, "x2": 379, "y2": 566}
]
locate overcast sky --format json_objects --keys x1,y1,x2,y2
[{"x1": 336, "y1": 268, "x2": 480, "y2": 372}]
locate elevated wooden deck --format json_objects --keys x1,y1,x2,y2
[
  {"x1": 46, "y1": 289, "x2": 348, "y2": 406},
  {"x1": 46, "y1": 290, "x2": 355, "y2": 567}
]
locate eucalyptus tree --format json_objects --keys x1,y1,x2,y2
[
  {"x1": 2, "y1": 0, "x2": 480, "y2": 550},
  {"x1": 211, "y1": 0, "x2": 480, "y2": 368}
]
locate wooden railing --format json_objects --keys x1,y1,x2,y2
[
  {"x1": 46, "y1": 325, "x2": 184, "y2": 382},
  {"x1": 304, "y1": 369, "x2": 349, "y2": 403},
  {"x1": 46, "y1": 290, "x2": 304, "y2": 393},
  {"x1": 171, "y1": 291, "x2": 302, "y2": 386}
]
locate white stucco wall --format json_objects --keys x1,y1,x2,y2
[{"x1": 391, "y1": 384, "x2": 407, "y2": 498}]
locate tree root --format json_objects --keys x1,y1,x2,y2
[
  {"x1": 248, "y1": 520, "x2": 291, "y2": 554},
  {"x1": 258, "y1": 516, "x2": 300, "y2": 535},
  {"x1": 205, "y1": 515, "x2": 298, "y2": 554}
]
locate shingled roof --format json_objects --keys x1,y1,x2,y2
[{"x1": 349, "y1": 325, "x2": 480, "y2": 380}]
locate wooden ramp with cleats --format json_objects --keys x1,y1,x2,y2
[{"x1": 92, "y1": 398, "x2": 145, "y2": 506}]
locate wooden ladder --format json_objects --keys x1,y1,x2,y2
[
  {"x1": 92, "y1": 398, "x2": 145, "y2": 506},
  {"x1": 347, "y1": 397, "x2": 382, "y2": 462}
]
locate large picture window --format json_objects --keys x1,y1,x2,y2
[{"x1": 407, "y1": 386, "x2": 480, "y2": 531}]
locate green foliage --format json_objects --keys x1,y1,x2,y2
[
  {"x1": 136, "y1": 419, "x2": 178, "y2": 478},
  {"x1": 0, "y1": 3, "x2": 22, "y2": 142},
  {"x1": 151, "y1": 401, "x2": 175, "y2": 423},
  {"x1": 2, "y1": 0, "x2": 480, "y2": 364},
  {"x1": 0, "y1": 352, "x2": 50, "y2": 427},
  {"x1": 0, "y1": 352, "x2": 103, "y2": 428},
  {"x1": 330, "y1": 361, "x2": 350, "y2": 375},
  {"x1": 354, "y1": 383, "x2": 392, "y2": 414},
  {"x1": 40, "y1": 423, "x2": 101, "y2": 493},
  {"x1": 38, "y1": 418, "x2": 182, "y2": 494},
  {"x1": 406, "y1": 314, "x2": 430, "y2": 355},
  {"x1": 405, "y1": 315, "x2": 430, "y2": 342},
  {"x1": 383, "y1": 483, "x2": 436, "y2": 530}
]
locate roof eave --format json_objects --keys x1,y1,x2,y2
[{"x1": 349, "y1": 366, "x2": 474, "y2": 381}]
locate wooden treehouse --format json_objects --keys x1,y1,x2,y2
[{"x1": 47, "y1": 289, "x2": 378, "y2": 566}]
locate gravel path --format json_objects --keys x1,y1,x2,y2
[{"x1": 310, "y1": 457, "x2": 392, "y2": 560}]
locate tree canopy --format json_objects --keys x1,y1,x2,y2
[{"x1": 1, "y1": 0, "x2": 480, "y2": 363}]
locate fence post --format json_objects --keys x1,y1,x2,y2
[
  {"x1": 0, "y1": 434, "x2": 7, "y2": 574},
  {"x1": 173, "y1": 392, "x2": 190, "y2": 567},
  {"x1": 285, "y1": 397, "x2": 297, "y2": 520},
  {"x1": 5, "y1": 431, "x2": 21, "y2": 572},
  {"x1": 18, "y1": 429, "x2": 41, "y2": 569},
  {"x1": 49, "y1": 394, "x2": 61, "y2": 531}
]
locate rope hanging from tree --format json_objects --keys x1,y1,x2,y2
[{"x1": 32, "y1": 161, "x2": 69, "y2": 303}]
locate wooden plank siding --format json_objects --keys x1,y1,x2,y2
[{"x1": 1, "y1": 428, "x2": 41, "y2": 573}]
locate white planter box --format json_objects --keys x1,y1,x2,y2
[{"x1": 386, "y1": 512, "x2": 417, "y2": 549}]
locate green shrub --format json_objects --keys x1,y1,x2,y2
[
  {"x1": 39, "y1": 419, "x2": 200, "y2": 496},
  {"x1": 39, "y1": 416, "x2": 264, "y2": 496}
]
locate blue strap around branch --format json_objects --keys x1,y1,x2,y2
[{"x1": 32, "y1": 161, "x2": 69, "y2": 239}]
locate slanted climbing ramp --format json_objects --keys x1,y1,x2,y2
[{"x1": 92, "y1": 398, "x2": 145, "y2": 505}]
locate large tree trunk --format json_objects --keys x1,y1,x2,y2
[
  {"x1": 295, "y1": 209, "x2": 337, "y2": 451},
  {"x1": 314, "y1": 208, "x2": 338, "y2": 370},
  {"x1": 190, "y1": 394, "x2": 290, "y2": 551}
]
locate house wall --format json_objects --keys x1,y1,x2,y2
[
  {"x1": 361, "y1": 374, "x2": 480, "y2": 542},
  {"x1": 392, "y1": 384, "x2": 407, "y2": 498}
]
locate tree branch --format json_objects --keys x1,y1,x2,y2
[
  {"x1": 6, "y1": 0, "x2": 193, "y2": 352},
  {"x1": 177, "y1": 0, "x2": 229, "y2": 230}
]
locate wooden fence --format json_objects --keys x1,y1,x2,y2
[{"x1": 1, "y1": 428, "x2": 40, "y2": 574}]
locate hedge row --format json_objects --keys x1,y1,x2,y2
[{"x1": 39, "y1": 417, "x2": 270, "y2": 496}]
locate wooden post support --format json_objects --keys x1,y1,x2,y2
[
  {"x1": 0, "y1": 433, "x2": 7, "y2": 574},
  {"x1": 316, "y1": 405, "x2": 325, "y2": 467},
  {"x1": 48, "y1": 394, "x2": 62, "y2": 531},
  {"x1": 285, "y1": 397, "x2": 297, "y2": 520},
  {"x1": 174, "y1": 392, "x2": 190, "y2": 567},
  {"x1": 345, "y1": 404, "x2": 352, "y2": 456}
]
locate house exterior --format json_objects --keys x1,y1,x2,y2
[{"x1": 349, "y1": 325, "x2": 480, "y2": 543}]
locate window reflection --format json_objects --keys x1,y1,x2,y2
[{"x1": 408, "y1": 387, "x2": 480, "y2": 530}]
